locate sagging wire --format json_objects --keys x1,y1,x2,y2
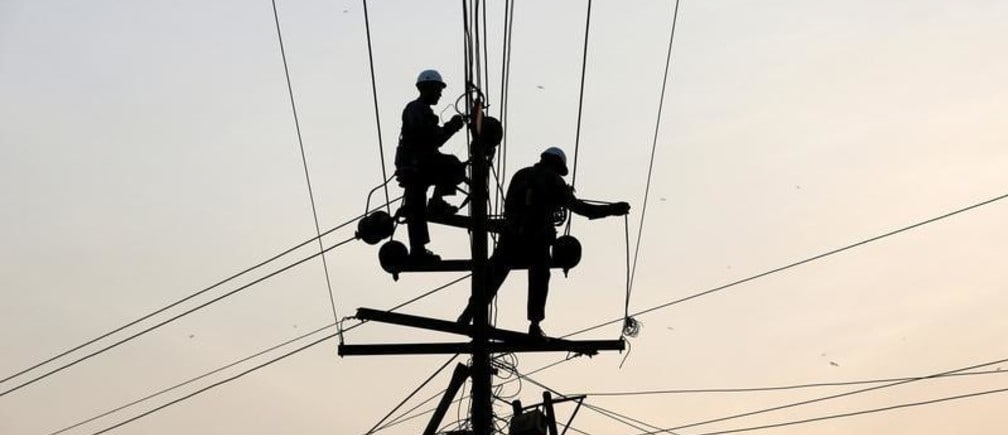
[{"x1": 622, "y1": 215, "x2": 641, "y2": 339}]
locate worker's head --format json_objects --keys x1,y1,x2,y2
[
  {"x1": 539, "y1": 147, "x2": 569, "y2": 176},
  {"x1": 416, "y1": 69, "x2": 446, "y2": 104}
]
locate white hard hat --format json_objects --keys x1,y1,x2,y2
[
  {"x1": 540, "y1": 147, "x2": 569, "y2": 175},
  {"x1": 416, "y1": 69, "x2": 446, "y2": 88}
]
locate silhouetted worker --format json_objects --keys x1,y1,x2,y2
[
  {"x1": 395, "y1": 69, "x2": 466, "y2": 260},
  {"x1": 459, "y1": 147, "x2": 630, "y2": 337}
]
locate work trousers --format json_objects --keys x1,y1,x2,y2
[
  {"x1": 396, "y1": 150, "x2": 465, "y2": 251},
  {"x1": 485, "y1": 233, "x2": 552, "y2": 322}
]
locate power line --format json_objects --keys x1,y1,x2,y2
[
  {"x1": 517, "y1": 373, "x2": 677, "y2": 435},
  {"x1": 270, "y1": 0, "x2": 341, "y2": 325},
  {"x1": 629, "y1": 0, "x2": 681, "y2": 292},
  {"x1": 567, "y1": 0, "x2": 593, "y2": 193},
  {"x1": 691, "y1": 386, "x2": 1008, "y2": 435},
  {"x1": 48, "y1": 275, "x2": 470, "y2": 434},
  {"x1": 47, "y1": 323, "x2": 335, "y2": 435},
  {"x1": 644, "y1": 356, "x2": 1008, "y2": 434},
  {"x1": 564, "y1": 191, "x2": 1008, "y2": 338},
  {"x1": 578, "y1": 368, "x2": 1008, "y2": 397},
  {"x1": 0, "y1": 236, "x2": 357, "y2": 398},
  {"x1": 0, "y1": 199, "x2": 396, "y2": 388},
  {"x1": 365, "y1": 355, "x2": 459, "y2": 434},
  {"x1": 90, "y1": 331, "x2": 340, "y2": 435},
  {"x1": 361, "y1": 0, "x2": 392, "y2": 216}
]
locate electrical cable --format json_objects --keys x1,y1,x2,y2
[
  {"x1": 270, "y1": 0, "x2": 341, "y2": 326},
  {"x1": 0, "y1": 202, "x2": 363, "y2": 387},
  {"x1": 47, "y1": 323, "x2": 335, "y2": 434},
  {"x1": 650, "y1": 356, "x2": 1008, "y2": 433},
  {"x1": 495, "y1": 0, "x2": 514, "y2": 220},
  {"x1": 0, "y1": 236, "x2": 357, "y2": 398},
  {"x1": 516, "y1": 373, "x2": 677, "y2": 435},
  {"x1": 563, "y1": 191, "x2": 1008, "y2": 338},
  {"x1": 629, "y1": 0, "x2": 681, "y2": 292},
  {"x1": 481, "y1": 0, "x2": 490, "y2": 103},
  {"x1": 90, "y1": 331, "x2": 340, "y2": 435},
  {"x1": 0, "y1": 195, "x2": 398, "y2": 389},
  {"x1": 361, "y1": 0, "x2": 392, "y2": 215},
  {"x1": 564, "y1": 0, "x2": 593, "y2": 236},
  {"x1": 364, "y1": 355, "x2": 459, "y2": 434},
  {"x1": 53, "y1": 275, "x2": 470, "y2": 434},
  {"x1": 578, "y1": 368, "x2": 1008, "y2": 397},
  {"x1": 567, "y1": 0, "x2": 593, "y2": 194},
  {"x1": 690, "y1": 386, "x2": 1008, "y2": 435}
]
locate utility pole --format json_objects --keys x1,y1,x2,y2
[{"x1": 469, "y1": 110, "x2": 493, "y2": 434}]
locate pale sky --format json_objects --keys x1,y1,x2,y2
[{"x1": 2, "y1": 1, "x2": 1008, "y2": 434}]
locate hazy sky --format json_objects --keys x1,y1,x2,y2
[{"x1": 2, "y1": 1, "x2": 1008, "y2": 434}]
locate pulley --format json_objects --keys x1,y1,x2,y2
[
  {"x1": 378, "y1": 240, "x2": 408, "y2": 280},
  {"x1": 356, "y1": 211, "x2": 394, "y2": 245},
  {"x1": 551, "y1": 235, "x2": 582, "y2": 276}
]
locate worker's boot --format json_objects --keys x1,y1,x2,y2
[
  {"x1": 409, "y1": 244, "x2": 441, "y2": 262},
  {"x1": 427, "y1": 196, "x2": 458, "y2": 218},
  {"x1": 528, "y1": 322, "x2": 545, "y2": 338}
]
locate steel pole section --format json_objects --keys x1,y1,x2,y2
[{"x1": 469, "y1": 110, "x2": 492, "y2": 434}]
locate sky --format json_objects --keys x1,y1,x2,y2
[{"x1": 2, "y1": 0, "x2": 1008, "y2": 434}]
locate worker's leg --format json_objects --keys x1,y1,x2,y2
[
  {"x1": 527, "y1": 240, "x2": 552, "y2": 325},
  {"x1": 458, "y1": 236, "x2": 513, "y2": 324},
  {"x1": 402, "y1": 183, "x2": 431, "y2": 256},
  {"x1": 430, "y1": 153, "x2": 466, "y2": 208}
]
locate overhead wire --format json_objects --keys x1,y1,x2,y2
[
  {"x1": 629, "y1": 0, "x2": 681, "y2": 293},
  {"x1": 0, "y1": 197, "x2": 398, "y2": 390},
  {"x1": 0, "y1": 236, "x2": 357, "y2": 398},
  {"x1": 578, "y1": 368, "x2": 1008, "y2": 397},
  {"x1": 361, "y1": 0, "x2": 393, "y2": 215},
  {"x1": 47, "y1": 323, "x2": 336, "y2": 435},
  {"x1": 643, "y1": 356, "x2": 1008, "y2": 434},
  {"x1": 567, "y1": 0, "x2": 593, "y2": 193},
  {"x1": 270, "y1": 0, "x2": 341, "y2": 325},
  {"x1": 516, "y1": 373, "x2": 677, "y2": 435},
  {"x1": 563, "y1": 191, "x2": 1008, "y2": 338},
  {"x1": 690, "y1": 386, "x2": 1008, "y2": 435},
  {"x1": 494, "y1": 0, "x2": 515, "y2": 218},
  {"x1": 60, "y1": 276, "x2": 470, "y2": 434},
  {"x1": 90, "y1": 331, "x2": 341, "y2": 435},
  {"x1": 564, "y1": 0, "x2": 593, "y2": 236},
  {"x1": 0, "y1": 205, "x2": 354, "y2": 386},
  {"x1": 364, "y1": 355, "x2": 459, "y2": 434}
]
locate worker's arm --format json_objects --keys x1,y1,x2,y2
[
  {"x1": 561, "y1": 184, "x2": 630, "y2": 220},
  {"x1": 403, "y1": 102, "x2": 463, "y2": 149}
]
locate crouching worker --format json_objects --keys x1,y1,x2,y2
[
  {"x1": 459, "y1": 147, "x2": 630, "y2": 337},
  {"x1": 395, "y1": 69, "x2": 466, "y2": 260}
]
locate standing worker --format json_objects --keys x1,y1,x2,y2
[
  {"x1": 395, "y1": 69, "x2": 466, "y2": 260},
  {"x1": 459, "y1": 147, "x2": 630, "y2": 337}
]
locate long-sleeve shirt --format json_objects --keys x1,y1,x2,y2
[
  {"x1": 396, "y1": 99, "x2": 456, "y2": 167},
  {"x1": 503, "y1": 162, "x2": 611, "y2": 240}
]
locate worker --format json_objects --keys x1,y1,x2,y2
[
  {"x1": 459, "y1": 147, "x2": 630, "y2": 337},
  {"x1": 395, "y1": 69, "x2": 466, "y2": 260}
]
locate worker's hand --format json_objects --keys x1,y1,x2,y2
[
  {"x1": 608, "y1": 201, "x2": 631, "y2": 216},
  {"x1": 444, "y1": 114, "x2": 464, "y2": 132}
]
